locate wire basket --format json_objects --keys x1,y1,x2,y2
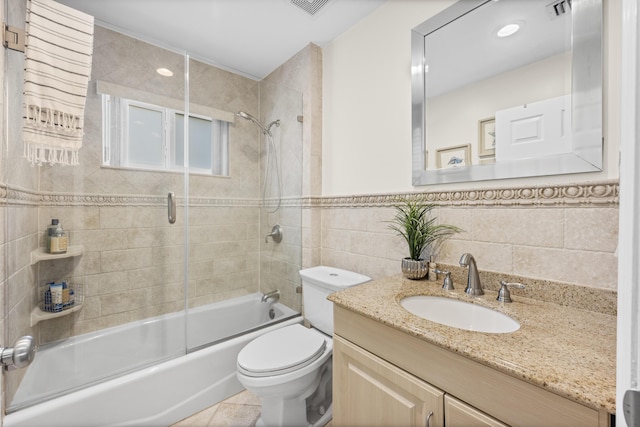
[{"x1": 40, "y1": 282, "x2": 83, "y2": 313}]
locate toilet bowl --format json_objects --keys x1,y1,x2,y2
[{"x1": 236, "y1": 266, "x2": 370, "y2": 427}]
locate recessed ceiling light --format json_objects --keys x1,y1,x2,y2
[
  {"x1": 156, "y1": 67, "x2": 174, "y2": 77},
  {"x1": 496, "y1": 23, "x2": 521, "y2": 38}
]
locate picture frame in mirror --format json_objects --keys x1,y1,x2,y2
[
  {"x1": 478, "y1": 117, "x2": 496, "y2": 158},
  {"x1": 436, "y1": 144, "x2": 471, "y2": 169}
]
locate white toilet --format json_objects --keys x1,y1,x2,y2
[{"x1": 236, "y1": 266, "x2": 371, "y2": 427}]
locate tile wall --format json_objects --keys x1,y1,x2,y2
[{"x1": 318, "y1": 181, "x2": 619, "y2": 292}]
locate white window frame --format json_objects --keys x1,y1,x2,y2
[
  {"x1": 102, "y1": 94, "x2": 229, "y2": 176},
  {"x1": 121, "y1": 99, "x2": 168, "y2": 170}
]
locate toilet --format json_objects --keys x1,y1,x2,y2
[{"x1": 236, "y1": 266, "x2": 371, "y2": 427}]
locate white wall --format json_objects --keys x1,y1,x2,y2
[
  {"x1": 427, "y1": 53, "x2": 570, "y2": 167},
  {"x1": 322, "y1": 0, "x2": 621, "y2": 196}
]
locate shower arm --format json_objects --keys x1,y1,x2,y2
[{"x1": 237, "y1": 111, "x2": 283, "y2": 213}]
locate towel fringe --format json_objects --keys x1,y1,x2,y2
[
  {"x1": 24, "y1": 143, "x2": 79, "y2": 167},
  {"x1": 25, "y1": 104, "x2": 83, "y2": 135}
]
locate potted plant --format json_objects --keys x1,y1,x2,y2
[{"x1": 388, "y1": 199, "x2": 461, "y2": 279}]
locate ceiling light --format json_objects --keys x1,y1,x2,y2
[
  {"x1": 496, "y1": 23, "x2": 521, "y2": 38},
  {"x1": 156, "y1": 67, "x2": 173, "y2": 77}
]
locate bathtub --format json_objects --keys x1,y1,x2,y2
[{"x1": 5, "y1": 293, "x2": 301, "y2": 427}]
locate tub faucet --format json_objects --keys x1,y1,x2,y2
[
  {"x1": 261, "y1": 289, "x2": 280, "y2": 303},
  {"x1": 459, "y1": 253, "x2": 483, "y2": 296}
]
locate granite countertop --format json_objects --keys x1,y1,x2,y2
[{"x1": 328, "y1": 275, "x2": 616, "y2": 414}]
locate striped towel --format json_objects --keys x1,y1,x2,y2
[{"x1": 23, "y1": 0, "x2": 94, "y2": 166}]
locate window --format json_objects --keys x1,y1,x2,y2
[{"x1": 102, "y1": 95, "x2": 229, "y2": 175}]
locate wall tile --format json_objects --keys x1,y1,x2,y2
[
  {"x1": 565, "y1": 208, "x2": 619, "y2": 252},
  {"x1": 100, "y1": 248, "x2": 153, "y2": 272},
  {"x1": 514, "y1": 246, "x2": 618, "y2": 289}
]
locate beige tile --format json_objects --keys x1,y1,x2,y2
[
  {"x1": 438, "y1": 239, "x2": 513, "y2": 274},
  {"x1": 564, "y1": 208, "x2": 618, "y2": 252},
  {"x1": 513, "y1": 246, "x2": 618, "y2": 289},
  {"x1": 350, "y1": 230, "x2": 401, "y2": 260},
  {"x1": 100, "y1": 248, "x2": 153, "y2": 272},
  {"x1": 171, "y1": 404, "x2": 219, "y2": 427},
  {"x1": 321, "y1": 227, "x2": 351, "y2": 252},
  {"x1": 72, "y1": 229, "x2": 129, "y2": 251},
  {"x1": 225, "y1": 390, "x2": 261, "y2": 406},
  {"x1": 437, "y1": 206, "x2": 473, "y2": 241},
  {"x1": 472, "y1": 208, "x2": 564, "y2": 248},
  {"x1": 207, "y1": 402, "x2": 260, "y2": 427}
]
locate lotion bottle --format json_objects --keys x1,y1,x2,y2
[
  {"x1": 428, "y1": 255, "x2": 437, "y2": 282},
  {"x1": 49, "y1": 222, "x2": 68, "y2": 254},
  {"x1": 46, "y1": 219, "x2": 59, "y2": 252}
]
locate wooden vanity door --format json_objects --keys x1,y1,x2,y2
[
  {"x1": 333, "y1": 335, "x2": 444, "y2": 427},
  {"x1": 444, "y1": 395, "x2": 508, "y2": 427}
]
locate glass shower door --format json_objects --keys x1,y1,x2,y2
[
  {"x1": 184, "y1": 59, "x2": 304, "y2": 352},
  {"x1": 4, "y1": 6, "x2": 190, "y2": 410}
]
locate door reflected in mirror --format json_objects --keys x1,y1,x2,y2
[{"x1": 411, "y1": 0, "x2": 602, "y2": 185}]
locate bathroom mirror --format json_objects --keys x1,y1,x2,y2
[{"x1": 411, "y1": 0, "x2": 602, "y2": 185}]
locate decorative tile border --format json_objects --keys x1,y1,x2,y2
[
  {"x1": 306, "y1": 180, "x2": 619, "y2": 208},
  {"x1": 2, "y1": 180, "x2": 619, "y2": 208}
]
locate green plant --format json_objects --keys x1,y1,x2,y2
[{"x1": 387, "y1": 199, "x2": 461, "y2": 261}]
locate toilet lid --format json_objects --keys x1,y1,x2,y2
[{"x1": 237, "y1": 324, "x2": 327, "y2": 377}]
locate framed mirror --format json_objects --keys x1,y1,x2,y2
[{"x1": 411, "y1": 0, "x2": 602, "y2": 185}]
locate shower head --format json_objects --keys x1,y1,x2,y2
[
  {"x1": 236, "y1": 111, "x2": 283, "y2": 213},
  {"x1": 237, "y1": 111, "x2": 268, "y2": 135}
]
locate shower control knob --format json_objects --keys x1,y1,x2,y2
[
  {"x1": 1, "y1": 335, "x2": 36, "y2": 370},
  {"x1": 265, "y1": 225, "x2": 283, "y2": 243}
]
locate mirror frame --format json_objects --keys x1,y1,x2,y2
[{"x1": 411, "y1": 0, "x2": 603, "y2": 185}]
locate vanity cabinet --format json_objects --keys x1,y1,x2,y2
[
  {"x1": 334, "y1": 335, "x2": 444, "y2": 427},
  {"x1": 335, "y1": 335, "x2": 506, "y2": 427},
  {"x1": 333, "y1": 306, "x2": 608, "y2": 427}
]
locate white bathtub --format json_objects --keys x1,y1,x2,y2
[{"x1": 5, "y1": 293, "x2": 301, "y2": 427}]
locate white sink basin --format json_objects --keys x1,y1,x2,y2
[{"x1": 400, "y1": 296, "x2": 520, "y2": 333}]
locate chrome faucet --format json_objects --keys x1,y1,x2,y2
[
  {"x1": 261, "y1": 289, "x2": 280, "y2": 303},
  {"x1": 459, "y1": 253, "x2": 483, "y2": 296},
  {"x1": 265, "y1": 224, "x2": 283, "y2": 243},
  {"x1": 497, "y1": 281, "x2": 526, "y2": 303}
]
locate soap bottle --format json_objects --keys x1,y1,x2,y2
[
  {"x1": 46, "y1": 219, "x2": 59, "y2": 250},
  {"x1": 428, "y1": 255, "x2": 437, "y2": 282},
  {"x1": 49, "y1": 222, "x2": 68, "y2": 254}
]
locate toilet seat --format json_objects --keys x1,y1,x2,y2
[{"x1": 237, "y1": 324, "x2": 327, "y2": 377}]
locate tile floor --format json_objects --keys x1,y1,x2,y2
[
  {"x1": 171, "y1": 390, "x2": 333, "y2": 427},
  {"x1": 171, "y1": 390, "x2": 261, "y2": 427}
]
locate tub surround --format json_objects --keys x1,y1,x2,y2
[{"x1": 328, "y1": 275, "x2": 616, "y2": 415}]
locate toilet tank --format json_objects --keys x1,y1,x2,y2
[{"x1": 299, "y1": 266, "x2": 371, "y2": 336}]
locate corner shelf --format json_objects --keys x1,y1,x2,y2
[
  {"x1": 29, "y1": 246, "x2": 85, "y2": 325},
  {"x1": 30, "y1": 302, "x2": 83, "y2": 327},
  {"x1": 30, "y1": 245, "x2": 84, "y2": 265}
]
